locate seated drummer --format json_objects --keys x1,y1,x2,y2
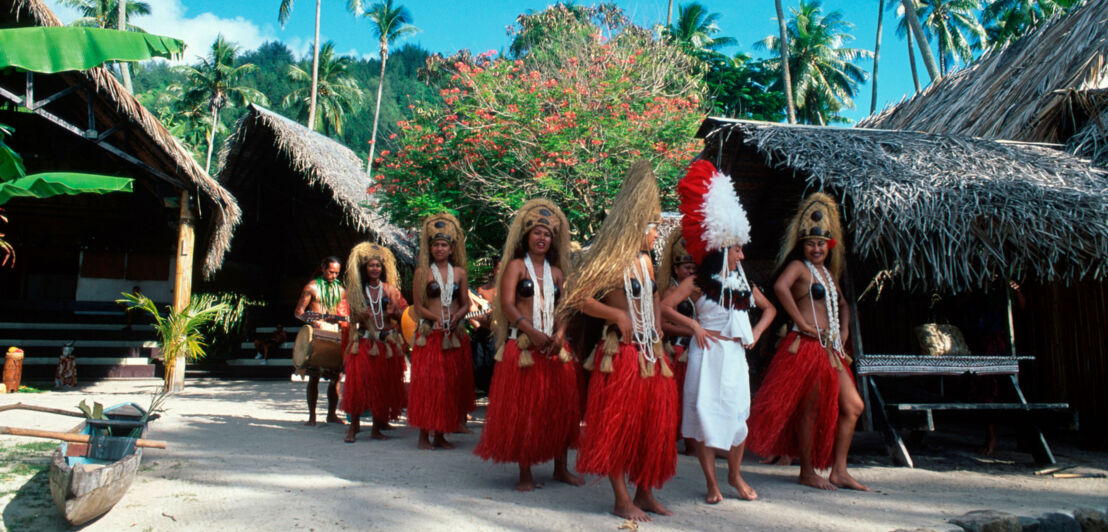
[{"x1": 294, "y1": 256, "x2": 348, "y2": 426}]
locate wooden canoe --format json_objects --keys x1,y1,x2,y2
[{"x1": 48, "y1": 402, "x2": 150, "y2": 526}]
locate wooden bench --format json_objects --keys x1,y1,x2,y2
[{"x1": 856, "y1": 354, "x2": 1068, "y2": 468}]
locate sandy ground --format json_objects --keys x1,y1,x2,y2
[{"x1": 1, "y1": 378, "x2": 1106, "y2": 531}]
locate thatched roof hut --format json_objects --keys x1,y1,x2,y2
[
  {"x1": 212, "y1": 104, "x2": 412, "y2": 301},
  {"x1": 0, "y1": 0, "x2": 241, "y2": 279},
  {"x1": 858, "y1": 1, "x2": 1108, "y2": 165},
  {"x1": 698, "y1": 118, "x2": 1108, "y2": 294}
]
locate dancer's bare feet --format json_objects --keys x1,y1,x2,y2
[
  {"x1": 552, "y1": 468, "x2": 585, "y2": 486},
  {"x1": 344, "y1": 427, "x2": 357, "y2": 443},
  {"x1": 729, "y1": 473, "x2": 758, "y2": 500},
  {"x1": 432, "y1": 433, "x2": 454, "y2": 449},
  {"x1": 828, "y1": 471, "x2": 869, "y2": 491},
  {"x1": 304, "y1": 419, "x2": 317, "y2": 427},
  {"x1": 705, "y1": 486, "x2": 723, "y2": 504},
  {"x1": 759, "y1": 455, "x2": 794, "y2": 466},
  {"x1": 633, "y1": 491, "x2": 672, "y2": 516},
  {"x1": 326, "y1": 414, "x2": 345, "y2": 425},
  {"x1": 516, "y1": 467, "x2": 536, "y2": 492},
  {"x1": 613, "y1": 501, "x2": 650, "y2": 522},
  {"x1": 799, "y1": 471, "x2": 837, "y2": 491},
  {"x1": 418, "y1": 430, "x2": 433, "y2": 450},
  {"x1": 370, "y1": 430, "x2": 389, "y2": 440}
]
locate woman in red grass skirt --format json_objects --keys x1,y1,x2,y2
[
  {"x1": 746, "y1": 192, "x2": 868, "y2": 492},
  {"x1": 474, "y1": 199, "x2": 583, "y2": 491},
  {"x1": 560, "y1": 161, "x2": 677, "y2": 523},
  {"x1": 407, "y1": 213, "x2": 472, "y2": 450},
  {"x1": 341, "y1": 242, "x2": 408, "y2": 443}
]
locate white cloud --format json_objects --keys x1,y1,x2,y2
[{"x1": 43, "y1": 0, "x2": 278, "y2": 63}]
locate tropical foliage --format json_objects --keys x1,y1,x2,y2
[
  {"x1": 916, "y1": 0, "x2": 986, "y2": 75},
  {"x1": 663, "y1": 2, "x2": 737, "y2": 53},
  {"x1": 758, "y1": 0, "x2": 870, "y2": 124},
  {"x1": 373, "y1": 5, "x2": 705, "y2": 256},
  {"x1": 177, "y1": 35, "x2": 268, "y2": 172},
  {"x1": 282, "y1": 41, "x2": 363, "y2": 136},
  {"x1": 980, "y1": 0, "x2": 1077, "y2": 49},
  {"x1": 59, "y1": 0, "x2": 151, "y2": 32},
  {"x1": 117, "y1": 291, "x2": 229, "y2": 389}
]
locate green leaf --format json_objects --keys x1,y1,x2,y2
[
  {"x1": 77, "y1": 400, "x2": 91, "y2": 418},
  {"x1": 0, "y1": 137, "x2": 26, "y2": 182},
  {"x1": 0, "y1": 27, "x2": 186, "y2": 74},
  {"x1": 0, "y1": 173, "x2": 133, "y2": 205},
  {"x1": 92, "y1": 402, "x2": 103, "y2": 420}
]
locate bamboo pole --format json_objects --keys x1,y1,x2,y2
[
  {"x1": 0, "y1": 426, "x2": 166, "y2": 449},
  {"x1": 0, "y1": 403, "x2": 84, "y2": 417},
  {"x1": 169, "y1": 191, "x2": 195, "y2": 392}
]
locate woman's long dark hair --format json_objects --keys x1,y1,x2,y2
[
  {"x1": 511, "y1": 227, "x2": 561, "y2": 267},
  {"x1": 694, "y1": 248, "x2": 727, "y2": 303}
]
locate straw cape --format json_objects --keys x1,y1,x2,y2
[
  {"x1": 1, "y1": 0, "x2": 242, "y2": 279},
  {"x1": 218, "y1": 104, "x2": 413, "y2": 264},
  {"x1": 858, "y1": 0, "x2": 1108, "y2": 166},
  {"x1": 697, "y1": 118, "x2": 1108, "y2": 294}
]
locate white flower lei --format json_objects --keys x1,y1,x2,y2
[
  {"x1": 430, "y1": 262, "x2": 455, "y2": 328},
  {"x1": 523, "y1": 255, "x2": 555, "y2": 335}
]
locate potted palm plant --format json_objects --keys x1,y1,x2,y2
[{"x1": 117, "y1": 292, "x2": 227, "y2": 392}]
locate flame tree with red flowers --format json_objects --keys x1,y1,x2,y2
[{"x1": 370, "y1": 5, "x2": 706, "y2": 257}]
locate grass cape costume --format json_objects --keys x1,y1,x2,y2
[
  {"x1": 474, "y1": 199, "x2": 581, "y2": 467},
  {"x1": 341, "y1": 242, "x2": 408, "y2": 423},
  {"x1": 747, "y1": 192, "x2": 850, "y2": 469},
  {"x1": 677, "y1": 160, "x2": 757, "y2": 451},
  {"x1": 408, "y1": 213, "x2": 475, "y2": 434},
  {"x1": 560, "y1": 161, "x2": 678, "y2": 489}
]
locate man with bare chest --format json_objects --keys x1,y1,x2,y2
[{"x1": 294, "y1": 256, "x2": 347, "y2": 426}]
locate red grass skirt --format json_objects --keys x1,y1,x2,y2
[
  {"x1": 409, "y1": 330, "x2": 467, "y2": 433},
  {"x1": 455, "y1": 337, "x2": 476, "y2": 415},
  {"x1": 340, "y1": 338, "x2": 372, "y2": 416},
  {"x1": 672, "y1": 345, "x2": 687, "y2": 440},
  {"x1": 746, "y1": 332, "x2": 847, "y2": 470},
  {"x1": 475, "y1": 340, "x2": 581, "y2": 466},
  {"x1": 576, "y1": 343, "x2": 677, "y2": 489},
  {"x1": 359, "y1": 338, "x2": 408, "y2": 420}
]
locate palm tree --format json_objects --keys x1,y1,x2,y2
[
  {"x1": 775, "y1": 0, "x2": 796, "y2": 124},
  {"x1": 666, "y1": 2, "x2": 737, "y2": 53},
  {"x1": 980, "y1": 0, "x2": 1077, "y2": 49},
  {"x1": 917, "y1": 0, "x2": 985, "y2": 75},
  {"x1": 872, "y1": 0, "x2": 884, "y2": 114},
  {"x1": 60, "y1": 0, "x2": 151, "y2": 92},
  {"x1": 348, "y1": 0, "x2": 418, "y2": 180},
  {"x1": 900, "y1": 0, "x2": 941, "y2": 81},
  {"x1": 179, "y1": 35, "x2": 268, "y2": 173},
  {"x1": 278, "y1": 0, "x2": 323, "y2": 132},
  {"x1": 282, "y1": 42, "x2": 364, "y2": 136},
  {"x1": 888, "y1": 0, "x2": 923, "y2": 93},
  {"x1": 759, "y1": 0, "x2": 871, "y2": 125}
]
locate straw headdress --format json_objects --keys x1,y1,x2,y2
[
  {"x1": 344, "y1": 241, "x2": 399, "y2": 318},
  {"x1": 492, "y1": 199, "x2": 571, "y2": 347},
  {"x1": 657, "y1": 229, "x2": 694, "y2": 292},
  {"x1": 778, "y1": 192, "x2": 845, "y2": 280},
  {"x1": 558, "y1": 160, "x2": 661, "y2": 321},
  {"x1": 418, "y1": 212, "x2": 467, "y2": 269}
]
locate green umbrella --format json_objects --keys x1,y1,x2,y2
[
  {"x1": 0, "y1": 173, "x2": 133, "y2": 205},
  {"x1": 0, "y1": 27, "x2": 186, "y2": 73}
]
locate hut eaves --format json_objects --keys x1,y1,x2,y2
[
  {"x1": 858, "y1": 0, "x2": 1108, "y2": 148},
  {"x1": 700, "y1": 117, "x2": 1108, "y2": 293},
  {"x1": 1, "y1": 0, "x2": 242, "y2": 279},
  {"x1": 218, "y1": 104, "x2": 414, "y2": 263}
]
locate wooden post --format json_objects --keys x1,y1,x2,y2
[{"x1": 168, "y1": 191, "x2": 195, "y2": 392}]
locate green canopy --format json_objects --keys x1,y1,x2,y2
[
  {"x1": 0, "y1": 173, "x2": 133, "y2": 205},
  {"x1": 0, "y1": 27, "x2": 186, "y2": 74}
]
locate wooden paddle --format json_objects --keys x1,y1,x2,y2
[{"x1": 0, "y1": 426, "x2": 167, "y2": 449}]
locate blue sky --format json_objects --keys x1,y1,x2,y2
[{"x1": 46, "y1": 0, "x2": 943, "y2": 124}]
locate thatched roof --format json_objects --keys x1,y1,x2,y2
[
  {"x1": 0, "y1": 0, "x2": 242, "y2": 279},
  {"x1": 699, "y1": 118, "x2": 1108, "y2": 293},
  {"x1": 858, "y1": 1, "x2": 1108, "y2": 148},
  {"x1": 218, "y1": 104, "x2": 413, "y2": 264}
]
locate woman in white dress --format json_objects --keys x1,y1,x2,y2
[{"x1": 665, "y1": 160, "x2": 776, "y2": 503}]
